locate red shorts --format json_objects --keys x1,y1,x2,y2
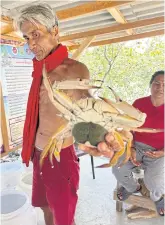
[{"x1": 32, "y1": 145, "x2": 80, "y2": 225}]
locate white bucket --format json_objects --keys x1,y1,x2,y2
[
  {"x1": 18, "y1": 171, "x2": 33, "y2": 199},
  {"x1": 0, "y1": 161, "x2": 24, "y2": 191},
  {"x1": 21, "y1": 161, "x2": 33, "y2": 173},
  {"x1": 1, "y1": 190, "x2": 37, "y2": 225}
]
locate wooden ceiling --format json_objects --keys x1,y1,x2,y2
[{"x1": 1, "y1": 0, "x2": 164, "y2": 53}]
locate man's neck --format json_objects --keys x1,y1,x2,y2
[
  {"x1": 151, "y1": 96, "x2": 164, "y2": 107},
  {"x1": 49, "y1": 44, "x2": 60, "y2": 56}
]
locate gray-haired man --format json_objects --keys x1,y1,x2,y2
[{"x1": 15, "y1": 3, "x2": 120, "y2": 225}]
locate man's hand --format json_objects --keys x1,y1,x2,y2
[
  {"x1": 130, "y1": 147, "x2": 141, "y2": 166},
  {"x1": 78, "y1": 132, "x2": 121, "y2": 158},
  {"x1": 145, "y1": 150, "x2": 164, "y2": 158}
]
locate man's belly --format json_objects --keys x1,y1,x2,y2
[
  {"x1": 35, "y1": 118, "x2": 74, "y2": 150},
  {"x1": 36, "y1": 79, "x2": 76, "y2": 150}
]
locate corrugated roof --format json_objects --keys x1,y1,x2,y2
[{"x1": 1, "y1": 0, "x2": 164, "y2": 48}]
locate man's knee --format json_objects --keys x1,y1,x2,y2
[
  {"x1": 112, "y1": 162, "x2": 132, "y2": 176},
  {"x1": 144, "y1": 174, "x2": 164, "y2": 190},
  {"x1": 112, "y1": 166, "x2": 118, "y2": 176},
  {"x1": 41, "y1": 206, "x2": 54, "y2": 225},
  {"x1": 41, "y1": 206, "x2": 52, "y2": 215}
]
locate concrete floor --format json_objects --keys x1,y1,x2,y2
[{"x1": 32, "y1": 155, "x2": 164, "y2": 225}]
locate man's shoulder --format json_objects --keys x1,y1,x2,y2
[
  {"x1": 64, "y1": 58, "x2": 88, "y2": 69},
  {"x1": 64, "y1": 58, "x2": 89, "y2": 79}
]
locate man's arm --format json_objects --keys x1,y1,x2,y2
[{"x1": 145, "y1": 149, "x2": 164, "y2": 158}]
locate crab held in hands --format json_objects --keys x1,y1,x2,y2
[{"x1": 40, "y1": 65, "x2": 163, "y2": 168}]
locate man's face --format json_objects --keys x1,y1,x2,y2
[
  {"x1": 151, "y1": 74, "x2": 164, "y2": 100},
  {"x1": 21, "y1": 20, "x2": 58, "y2": 61}
]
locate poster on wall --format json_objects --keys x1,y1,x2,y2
[{"x1": 1, "y1": 44, "x2": 34, "y2": 151}]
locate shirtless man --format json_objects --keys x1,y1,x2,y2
[{"x1": 16, "y1": 3, "x2": 120, "y2": 225}]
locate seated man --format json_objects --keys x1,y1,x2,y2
[{"x1": 112, "y1": 71, "x2": 164, "y2": 216}]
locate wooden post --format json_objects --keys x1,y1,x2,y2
[{"x1": 115, "y1": 182, "x2": 123, "y2": 212}]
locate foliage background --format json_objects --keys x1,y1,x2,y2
[{"x1": 79, "y1": 36, "x2": 164, "y2": 103}]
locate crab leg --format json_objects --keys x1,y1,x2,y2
[
  {"x1": 118, "y1": 139, "x2": 132, "y2": 168},
  {"x1": 130, "y1": 127, "x2": 164, "y2": 133},
  {"x1": 52, "y1": 79, "x2": 102, "y2": 90},
  {"x1": 42, "y1": 64, "x2": 76, "y2": 120},
  {"x1": 100, "y1": 96, "x2": 146, "y2": 123},
  {"x1": 52, "y1": 89, "x2": 83, "y2": 116},
  {"x1": 115, "y1": 130, "x2": 133, "y2": 168},
  {"x1": 101, "y1": 86, "x2": 146, "y2": 122},
  {"x1": 49, "y1": 141, "x2": 56, "y2": 166},
  {"x1": 40, "y1": 123, "x2": 71, "y2": 167},
  {"x1": 48, "y1": 138, "x2": 65, "y2": 167}
]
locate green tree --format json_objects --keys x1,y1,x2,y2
[{"x1": 79, "y1": 36, "x2": 164, "y2": 103}]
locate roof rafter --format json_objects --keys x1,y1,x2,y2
[
  {"x1": 60, "y1": 16, "x2": 164, "y2": 42},
  {"x1": 56, "y1": 1, "x2": 134, "y2": 21},
  {"x1": 107, "y1": 7, "x2": 134, "y2": 35},
  {"x1": 72, "y1": 36, "x2": 95, "y2": 59},
  {"x1": 69, "y1": 29, "x2": 164, "y2": 49}
]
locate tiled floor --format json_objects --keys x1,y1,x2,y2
[{"x1": 23, "y1": 155, "x2": 164, "y2": 225}]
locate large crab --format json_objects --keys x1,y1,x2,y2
[{"x1": 40, "y1": 65, "x2": 163, "y2": 168}]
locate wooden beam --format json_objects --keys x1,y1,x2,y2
[
  {"x1": 69, "y1": 29, "x2": 164, "y2": 50},
  {"x1": 90, "y1": 29, "x2": 164, "y2": 47},
  {"x1": 1, "y1": 34, "x2": 25, "y2": 43},
  {"x1": 107, "y1": 7, "x2": 134, "y2": 35},
  {"x1": 4, "y1": 31, "x2": 22, "y2": 38},
  {"x1": 60, "y1": 16, "x2": 164, "y2": 42},
  {"x1": 1, "y1": 24, "x2": 15, "y2": 35},
  {"x1": 0, "y1": 15, "x2": 13, "y2": 24},
  {"x1": 61, "y1": 40, "x2": 77, "y2": 47},
  {"x1": 56, "y1": 1, "x2": 133, "y2": 21},
  {"x1": 72, "y1": 36, "x2": 95, "y2": 60},
  {"x1": 1, "y1": 34, "x2": 75, "y2": 47},
  {"x1": 108, "y1": 7, "x2": 129, "y2": 24},
  {"x1": 1, "y1": 1, "x2": 133, "y2": 23}
]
